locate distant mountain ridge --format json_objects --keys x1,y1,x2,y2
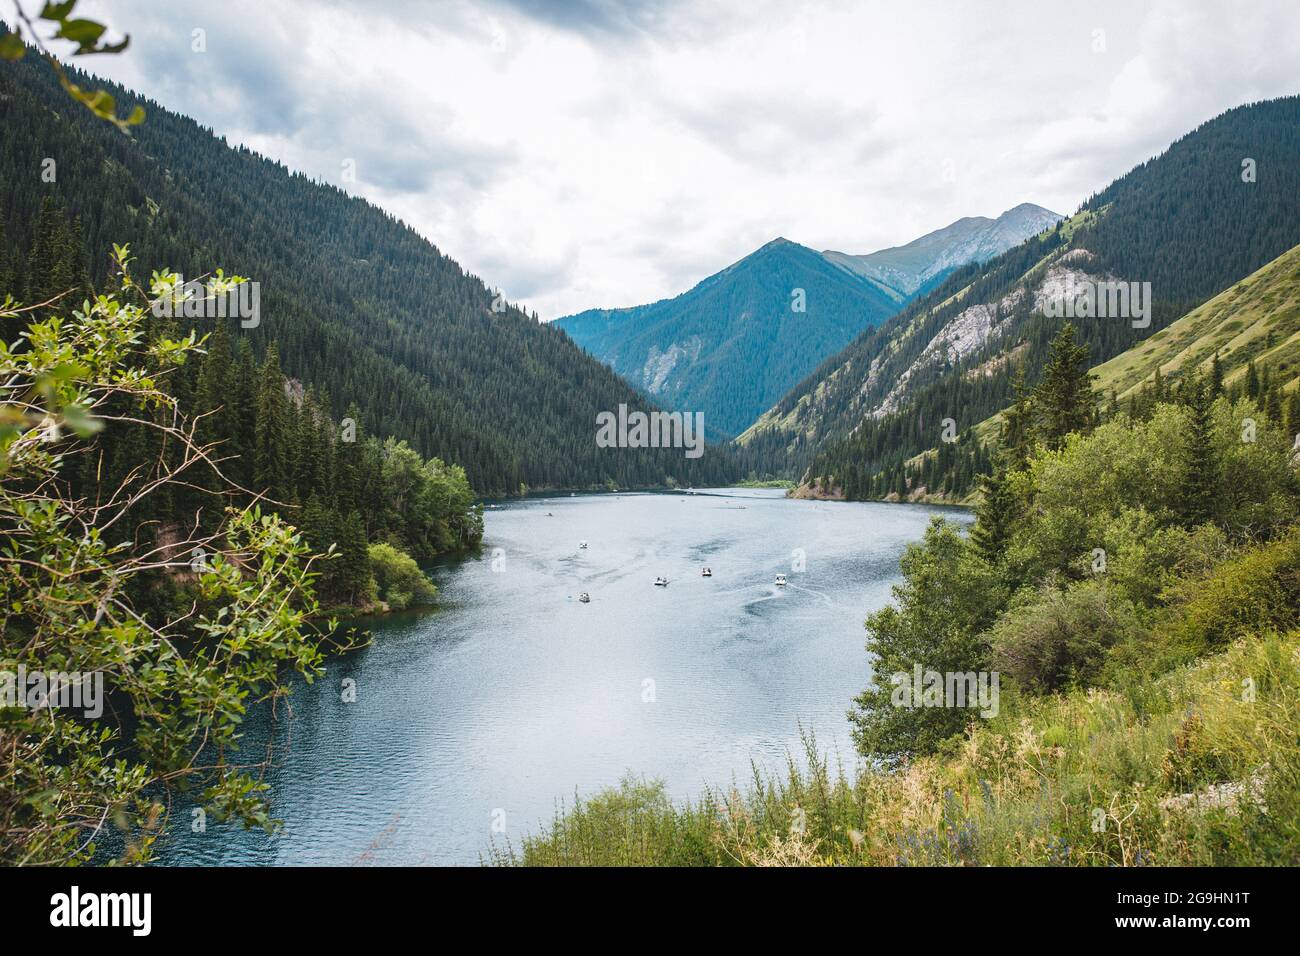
[
  {"x1": 556, "y1": 238, "x2": 899, "y2": 439},
  {"x1": 823, "y1": 203, "x2": 1063, "y2": 300},
  {"x1": 555, "y1": 204, "x2": 1061, "y2": 438}
]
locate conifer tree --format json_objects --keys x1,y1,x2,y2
[
  {"x1": 1181, "y1": 373, "x2": 1218, "y2": 527},
  {"x1": 1285, "y1": 393, "x2": 1300, "y2": 444},
  {"x1": 1264, "y1": 381, "x2": 1283, "y2": 425},
  {"x1": 1001, "y1": 369, "x2": 1035, "y2": 469},
  {"x1": 26, "y1": 197, "x2": 77, "y2": 306},
  {"x1": 253, "y1": 343, "x2": 290, "y2": 498},
  {"x1": 971, "y1": 459, "x2": 1016, "y2": 563},
  {"x1": 0, "y1": 207, "x2": 10, "y2": 296},
  {"x1": 1034, "y1": 323, "x2": 1095, "y2": 451},
  {"x1": 195, "y1": 320, "x2": 234, "y2": 458},
  {"x1": 335, "y1": 510, "x2": 373, "y2": 606},
  {"x1": 297, "y1": 493, "x2": 339, "y2": 600},
  {"x1": 1244, "y1": 360, "x2": 1260, "y2": 401},
  {"x1": 231, "y1": 339, "x2": 258, "y2": 489}
]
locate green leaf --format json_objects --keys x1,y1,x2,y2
[
  {"x1": 94, "y1": 35, "x2": 130, "y2": 55},
  {"x1": 39, "y1": 1, "x2": 77, "y2": 21},
  {"x1": 57, "y1": 19, "x2": 106, "y2": 46},
  {"x1": 60, "y1": 402, "x2": 103, "y2": 438}
]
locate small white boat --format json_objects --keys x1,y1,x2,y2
[
  {"x1": 774, "y1": 574, "x2": 788, "y2": 587},
  {"x1": 578, "y1": 541, "x2": 588, "y2": 549},
  {"x1": 701, "y1": 567, "x2": 712, "y2": 577},
  {"x1": 578, "y1": 592, "x2": 590, "y2": 603},
  {"x1": 653, "y1": 577, "x2": 669, "y2": 587}
]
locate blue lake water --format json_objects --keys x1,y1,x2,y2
[{"x1": 151, "y1": 489, "x2": 970, "y2": 865}]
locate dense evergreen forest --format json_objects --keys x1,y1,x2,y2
[
  {"x1": 0, "y1": 30, "x2": 739, "y2": 496},
  {"x1": 8, "y1": 197, "x2": 484, "y2": 612}
]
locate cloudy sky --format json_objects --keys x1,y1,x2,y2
[{"x1": 26, "y1": 0, "x2": 1300, "y2": 318}]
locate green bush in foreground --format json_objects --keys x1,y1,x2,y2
[
  {"x1": 1, "y1": 252, "x2": 337, "y2": 864},
  {"x1": 1164, "y1": 528, "x2": 1300, "y2": 655},
  {"x1": 989, "y1": 579, "x2": 1139, "y2": 693}
]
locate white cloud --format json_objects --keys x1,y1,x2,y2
[{"x1": 39, "y1": 0, "x2": 1300, "y2": 318}]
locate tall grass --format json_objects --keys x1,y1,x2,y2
[{"x1": 494, "y1": 631, "x2": 1300, "y2": 866}]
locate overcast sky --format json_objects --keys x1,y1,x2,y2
[{"x1": 24, "y1": 0, "x2": 1300, "y2": 318}]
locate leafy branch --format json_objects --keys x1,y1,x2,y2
[{"x1": 1, "y1": 0, "x2": 143, "y2": 131}]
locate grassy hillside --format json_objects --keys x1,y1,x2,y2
[
  {"x1": 966, "y1": 241, "x2": 1300, "y2": 448},
  {"x1": 1093, "y1": 242, "x2": 1300, "y2": 400}
]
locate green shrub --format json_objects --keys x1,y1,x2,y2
[
  {"x1": 989, "y1": 580, "x2": 1139, "y2": 693},
  {"x1": 1099, "y1": 510, "x2": 1229, "y2": 607},
  {"x1": 848, "y1": 518, "x2": 1008, "y2": 759},
  {"x1": 1002, "y1": 400, "x2": 1296, "y2": 591},
  {"x1": 1165, "y1": 527, "x2": 1300, "y2": 654},
  {"x1": 367, "y1": 542, "x2": 437, "y2": 610}
]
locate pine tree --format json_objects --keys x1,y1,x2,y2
[
  {"x1": 1264, "y1": 382, "x2": 1283, "y2": 425},
  {"x1": 253, "y1": 344, "x2": 290, "y2": 498},
  {"x1": 971, "y1": 460, "x2": 1017, "y2": 562},
  {"x1": 1285, "y1": 393, "x2": 1300, "y2": 445},
  {"x1": 1034, "y1": 323, "x2": 1095, "y2": 451},
  {"x1": 26, "y1": 197, "x2": 77, "y2": 307},
  {"x1": 195, "y1": 321, "x2": 234, "y2": 465},
  {"x1": 231, "y1": 339, "x2": 258, "y2": 489},
  {"x1": 1001, "y1": 368, "x2": 1035, "y2": 470},
  {"x1": 0, "y1": 207, "x2": 10, "y2": 297},
  {"x1": 1181, "y1": 373, "x2": 1218, "y2": 527},
  {"x1": 295, "y1": 389, "x2": 329, "y2": 500},
  {"x1": 297, "y1": 493, "x2": 339, "y2": 600},
  {"x1": 335, "y1": 510, "x2": 373, "y2": 606}
]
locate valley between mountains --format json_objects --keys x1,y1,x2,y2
[{"x1": 4, "y1": 4, "x2": 1300, "y2": 874}]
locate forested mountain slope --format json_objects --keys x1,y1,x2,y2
[
  {"x1": 0, "y1": 37, "x2": 734, "y2": 494},
  {"x1": 950, "y1": 240, "x2": 1300, "y2": 455},
  {"x1": 742, "y1": 96, "x2": 1300, "y2": 486},
  {"x1": 556, "y1": 238, "x2": 900, "y2": 438},
  {"x1": 557, "y1": 206, "x2": 1058, "y2": 440}
]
